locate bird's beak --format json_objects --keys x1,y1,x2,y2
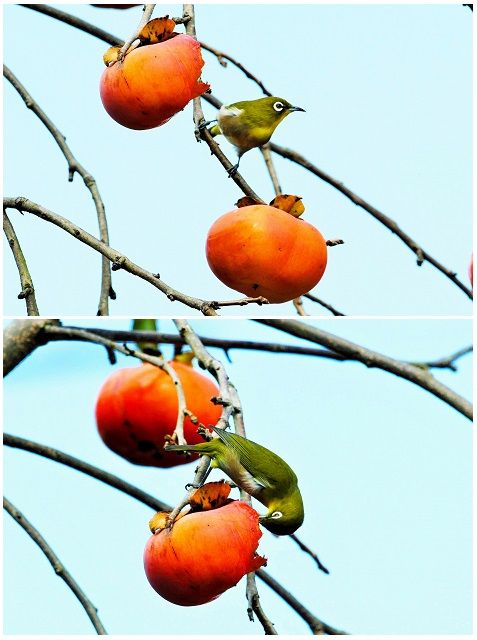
[{"x1": 290, "y1": 105, "x2": 306, "y2": 112}]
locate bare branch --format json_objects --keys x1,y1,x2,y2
[
  {"x1": 3, "y1": 65, "x2": 112, "y2": 315},
  {"x1": 256, "y1": 319, "x2": 473, "y2": 420},
  {"x1": 260, "y1": 144, "x2": 282, "y2": 195},
  {"x1": 303, "y1": 293, "x2": 346, "y2": 317},
  {"x1": 3, "y1": 197, "x2": 265, "y2": 315},
  {"x1": 410, "y1": 345, "x2": 473, "y2": 372},
  {"x1": 289, "y1": 534, "x2": 330, "y2": 575},
  {"x1": 269, "y1": 143, "x2": 473, "y2": 301},
  {"x1": 3, "y1": 433, "x2": 169, "y2": 512},
  {"x1": 256, "y1": 570, "x2": 348, "y2": 635},
  {"x1": 117, "y1": 4, "x2": 156, "y2": 61},
  {"x1": 246, "y1": 573, "x2": 277, "y2": 634},
  {"x1": 4, "y1": 496, "x2": 107, "y2": 634},
  {"x1": 201, "y1": 41, "x2": 272, "y2": 96},
  {"x1": 3, "y1": 211, "x2": 39, "y2": 315},
  {"x1": 4, "y1": 432, "x2": 342, "y2": 634},
  {"x1": 293, "y1": 297, "x2": 308, "y2": 316},
  {"x1": 42, "y1": 325, "x2": 352, "y2": 361},
  {"x1": 3, "y1": 319, "x2": 60, "y2": 377}
]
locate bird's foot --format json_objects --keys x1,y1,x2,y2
[
  {"x1": 227, "y1": 163, "x2": 239, "y2": 178},
  {"x1": 198, "y1": 119, "x2": 217, "y2": 132}
]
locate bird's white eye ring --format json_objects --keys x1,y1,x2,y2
[
  {"x1": 273, "y1": 101, "x2": 284, "y2": 112},
  {"x1": 271, "y1": 511, "x2": 283, "y2": 519}
]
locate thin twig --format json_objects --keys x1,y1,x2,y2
[
  {"x1": 289, "y1": 534, "x2": 330, "y2": 575},
  {"x1": 117, "y1": 4, "x2": 155, "y2": 61},
  {"x1": 41, "y1": 325, "x2": 471, "y2": 373},
  {"x1": 293, "y1": 297, "x2": 308, "y2": 316},
  {"x1": 260, "y1": 144, "x2": 282, "y2": 195},
  {"x1": 256, "y1": 569, "x2": 347, "y2": 635},
  {"x1": 201, "y1": 41, "x2": 272, "y2": 96},
  {"x1": 303, "y1": 293, "x2": 346, "y2": 317},
  {"x1": 4, "y1": 496, "x2": 107, "y2": 634},
  {"x1": 3, "y1": 211, "x2": 39, "y2": 315},
  {"x1": 4, "y1": 432, "x2": 342, "y2": 634},
  {"x1": 3, "y1": 197, "x2": 265, "y2": 315},
  {"x1": 410, "y1": 345, "x2": 473, "y2": 372},
  {"x1": 4, "y1": 65, "x2": 113, "y2": 315},
  {"x1": 256, "y1": 319, "x2": 473, "y2": 420}
]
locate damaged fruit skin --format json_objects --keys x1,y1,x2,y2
[
  {"x1": 206, "y1": 205, "x2": 328, "y2": 303},
  {"x1": 100, "y1": 35, "x2": 209, "y2": 129},
  {"x1": 144, "y1": 501, "x2": 266, "y2": 606},
  {"x1": 95, "y1": 361, "x2": 221, "y2": 467}
]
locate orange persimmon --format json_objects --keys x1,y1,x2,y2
[
  {"x1": 100, "y1": 33, "x2": 209, "y2": 129},
  {"x1": 95, "y1": 360, "x2": 221, "y2": 467},
  {"x1": 144, "y1": 500, "x2": 266, "y2": 606},
  {"x1": 206, "y1": 204, "x2": 328, "y2": 303}
]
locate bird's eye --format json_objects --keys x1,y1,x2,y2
[
  {"x1": 271, "y1": 511, "x2": 283, "y2": 519},
  {"x1": 273, "y1": 101, "x2": 284, "y2": 112}
]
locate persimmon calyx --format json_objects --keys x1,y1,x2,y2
[
  {"x1": 235, "y1": 194, "x2": 305, "y2": 218},
  {"x1": 103, "y1": 17, "x2": 177, "y2": 66}
]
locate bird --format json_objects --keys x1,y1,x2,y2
[
  {"x1": 164, "y1": 425, "x2": 304, "y2": 535},
  {"x1": 205, "y1": 96, "x2": 305, "y2": 176}
]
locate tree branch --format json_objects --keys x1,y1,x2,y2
[
  {"x1": 4, "y1": 432, "x2": 342, "y2": 634},
  {"x1": 3, "y1": 211, "x2": 40, "y2": 315},
  {"x1": 3, "y1": 65, "x2": 113, "y2": 315},
  {"x1": 256, "y1": 320, "x2": 473, "y2": 420},
  {"x1": 4, "y1": 496, "x2": 107, "y2": 634},
  {"x1": 200, "y1": 42, "x2": 272, "y2": 96},
  {"x1": 117, "y1": 4, "x2": 155, "y2": 61},
  {"x1": 3, "y1": 197, "x2": 267, "y2": 315},
  {"x1": 303, "y1": 293, "x2": 346, "y2": 317},
  {"x1": 269, "y1": 143, "x2": 473, "y2": 301},
  {"x1": 3, "y1": 318, "x2": 60, "y2": 377}
]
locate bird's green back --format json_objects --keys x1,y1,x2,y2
[{"x1": 211, "y1": 426, "x2": 298, "y2": 493}]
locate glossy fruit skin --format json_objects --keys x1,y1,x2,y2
[
  {"x1": 144, "y1": 501, "x2": 266, "y2": 606},
  {"x1": 100, "y1": 35, "x2": 209, "y2": 130},
  {"x1": 95, "y1": 362, "x2": 221, "y2": 467},
  {"x1": 206, "y1": 205, "x2": 328, "y2": 303}
]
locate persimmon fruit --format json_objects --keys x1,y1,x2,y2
[
  {"x1": 206, "y1": 204, "x2": 328, "y2": 303},
  {"x1": 100, "y1": 34, "x2": 209, "y2": 129},
  {"x1": 95, "y1": 361, "x2": 221, "y2": 467},
  {"x1": 144, "y1": 501, "x2": 266, "y2": 605}
]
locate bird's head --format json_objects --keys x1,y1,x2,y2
[
  {"x1": 259, "y1": 491, "x2": 305, "y2": 536},
  {"x1": 253, "y1": 96, "x2": 305, "y2": 128}
]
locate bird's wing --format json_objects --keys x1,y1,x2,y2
[
  {"x1": 219, "y1": 105, "x2": 243, "y2": 118},
  {"x1": 211, "y1": 427, "x2": 296, "y2": 491}
]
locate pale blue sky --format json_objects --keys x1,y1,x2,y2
[
  {"x1": 3, "y1": 318, "x2": 473, "y2": 634},
  {"x1": 3, "y1": 3, "x2": 473, "y2": 316}
]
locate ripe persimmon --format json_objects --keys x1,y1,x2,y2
[
  {"x1": 206, "y1": 204, "x2": 328, "y2": 303},
  {"x1": 100, "y1": 34, "x2": 209, "y2": 129},
  {"x1": 95, "y1": 360, "x2": 221, "y2": 467},
  {"x1": 144, "y1": 500, "x2": 266, "y2": 606}
]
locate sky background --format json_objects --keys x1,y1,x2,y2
[
  {"x1": 3, "y1": 318, "x2": 473, "y2": 635},
  {"x1": 3, "y1": 3, "x2": 473, "y2": 317}
]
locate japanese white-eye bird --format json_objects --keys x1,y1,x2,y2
[
  {"x1": 164, "y1": 425, "x2": 304, "y2": 535},
  {"x1": 207, "y1": 97, "x2": 305, "y2": 176}
]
